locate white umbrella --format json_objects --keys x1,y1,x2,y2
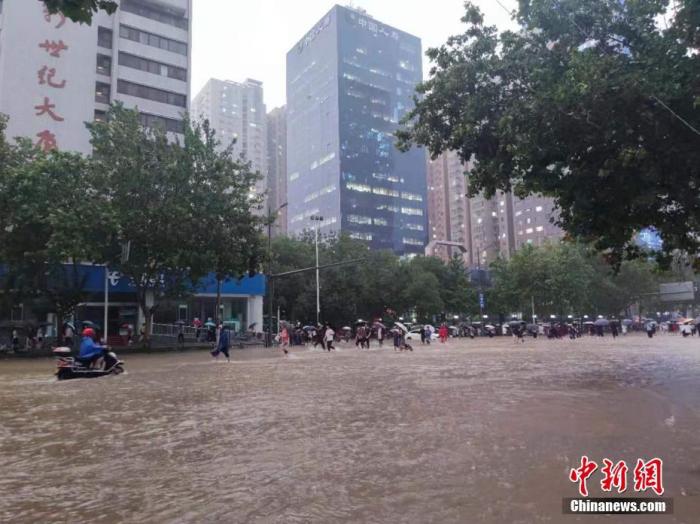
[{"x1": 394, "y1": 321, "x2": 409, "y2": 333}]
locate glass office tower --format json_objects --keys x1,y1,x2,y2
[{"x1": 286, "y1": 5, "x2": 427, "y2": 254}]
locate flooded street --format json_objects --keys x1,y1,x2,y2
[{"x1": 2, "y1": 335, "x2": 700, "y2": 523}]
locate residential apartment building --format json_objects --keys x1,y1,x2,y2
[
  {"x1": 267, "y1": 106, "x2": 287, "y2": 236},
  {"x1": 0, "y1": 0, "x2": 192, "y2": 154},
  {"x1": 509, "y1": 195, "x2": 565, "y2": 250},
  {"x1": 425, "y1": 150, "x2": 563, "y2": 267},
  {"x1": 286, "y1": 5, "x2": 427, "y2": 255},
  {"x1": 426, "y1": 151, "x2": 471, "y2": 263},
  {"x1": 191, "y1": 78, "x2": 268, "y2": 199}
]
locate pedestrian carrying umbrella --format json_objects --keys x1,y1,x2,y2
[
  {"x1": 594, "y1": 318, "x2": 610, "y2": 327},
  {"x1": 394, "y1": 321, "x2": 409, "y2": 333}
]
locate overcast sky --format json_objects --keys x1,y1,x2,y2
[{"x1": 191, "y1": 0, "x2": 518, "y2": 110}]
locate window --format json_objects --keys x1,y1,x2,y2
[
  {"x1": 348, "y1": 215, "x2": 372, "y2": 225},
  {"x1": 536, "y1": 226, "x2": 544, "y2": 232},
  {"x1": 403, "y1": 238, "x2": 424, "y2": 246},
  {"x1": 98, "y1": 26, "x2": 113, "y2": 49},
  {"x1": 401, "y1": 192, "x2": 423, "y2": 202},
  {"x1": 94, "y1": 109, "x2": 107, "y2": 122},
  {"x1": 536, "y1": 206, "x2": 544, "y2": 212},
  {"x1": 119, "y1": 25, "x2": 188, "y2": 56},
  {"x1": 405, "y1": 223, "x2": 424, "y2": 231},
  {"x1": 401, "y1": 207, "x2": 423, "y2": 216},
  {"x1": 374, "y1": 218, "x2": 388, "y2": 226},
  {"x1": 139, "y1": 112, "x2": 184, "y2": 134},
  {"x1": 96, "y1": 54, "x2": 111, "y2": 76},
  {"x1": 120, "y1": 0, "x2": 189, "y2": 30},
  {"x1": 373, "y1": 187, "x2": 400, "y2": 198},
  {"x1": 117, "y1": 79, "x2": 186, "y2": 107},
  {"x1": 347, "y1": 182, "x2": 371, "y2": 193},
  {"x1": 350, "y1": 232, "x2": 373, "y2": 241},
  {"x1": 95, "y1": 82, "x2": 111, "y2": 104},
  {"x1": 118, "y1": 52, "x2": 187, "y2": 81}
]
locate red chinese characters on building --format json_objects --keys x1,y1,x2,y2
[
  {"x1": 569, "y1": 456, "x2": 598, "y2": 497},
  {"x1": 634, "y1": 458, "x2": 664, "y2": 496},
  {"x1": 37, "y1": 66, "x2": 66, "y2": 89},
  {"x1": 35, "y1": 6, "x2": 71, "y2": 151},
  {"x1": 601, "y1": 459, "x2": 628, "y2": 493},
  {"x1": 43, "y1": 7, "x2": 66, "y2": 29},
  {"x1": 34, "y1": 97, "x2": 65, "y2": 122},
  {"x1": 38, "y1": 39, "x2": 69, "y2": 58},
  {"x1": 36, "y1": 130, "x2": 58, "y2": 152}
]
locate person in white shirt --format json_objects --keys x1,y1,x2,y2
[{"x1": 324, "y1": 325, "x2": 335, "y2": 351}]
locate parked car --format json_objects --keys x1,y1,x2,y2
[{"x1": 405, "y1": 328, "x2": 439, "y2": 342}]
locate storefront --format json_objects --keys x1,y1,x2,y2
[{"x1": 3, "y1": 264, "x2": 266, "y2": 341}]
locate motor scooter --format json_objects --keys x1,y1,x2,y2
[{"x1": 54, "y1": 346, "x2": 125, "y2": 380}]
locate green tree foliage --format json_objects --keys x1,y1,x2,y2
[
  {"x1": 183, "y1": 119, "x2": 264, "y2": 321},
  {"x1": 398, "y1": 0, "x2": 700, "y2": 263},
  {"x1": 487, "y1": 242, "x2": 660, "y2": 319},
  {"x1": 88, "y1": 105, "x2": 263, "y2": 337},
  {"x1": 41, "y1": 0, "x2": 118, "y2": 24},
  {"x1": 0, "y1": 121, "x2": 112, "y2": 332},
  {"x1": 269, "y1": 234, "x2": 475, "y2": 325}
]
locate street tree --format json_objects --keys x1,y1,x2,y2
[
  {"x1": 41, "y1": 0, "x2": 118, "y2": 24},
  {"x1": 183, "y1": 118, "x2": 264, "y2": 323},
  {"x1": 0, "y1": 127, "x2": 112, "y2": 335},
  {"x1": 398, "y1": 0, "x2": 700, "y2": 264},
  {"x1": 88, "y1": 105, "x2": 206, "y2": 339}
]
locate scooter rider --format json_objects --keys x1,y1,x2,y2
[{"x1": 79, "y1": 328, "x2": 104, "y2": 369}]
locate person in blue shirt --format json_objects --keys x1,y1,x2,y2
[{"x1": 79, "y1": 328, "x2": 104, "y2": 368}]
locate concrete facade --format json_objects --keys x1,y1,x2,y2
[
  {"x1": 191, "y1": 78, "x2": 268, "y2": 200},
  {"x1": 425, "y1": 151, "x2": 564, "y2": 268},
  {"x1": 0, "y1": 0, "x2": 192, "y2": 152},
  {"x1": 426, "y1": 151, "x2": 471, "y2": 263},
  {"x1": 266, "y1": 106, "x2": 288, "y2": 236}
]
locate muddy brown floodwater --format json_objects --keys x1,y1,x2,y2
[{"x1": 1, "y1": 335, "x2": 700, "y2": 523}]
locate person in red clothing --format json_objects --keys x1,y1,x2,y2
[{"x1": 438, "y1": 324, "x2": 449, "y2": 343}]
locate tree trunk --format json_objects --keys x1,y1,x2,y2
[{"x1": 216, "y1": 278, "x2": 222, "y2": 324}]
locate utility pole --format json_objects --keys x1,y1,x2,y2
[
  {"x1": 267, "y1": 203, "x2": 287, "y2": 347},
  {"x1": 310, "y1": 215, "x2": 324, "y2": 324}
]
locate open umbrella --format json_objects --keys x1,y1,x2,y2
[
  {"x1": 204, "y1": 321, "x2": 217, "y2": 328},
  {"x1": 594, "y1": 318, "x2": 610, "y2": 327},
  {"x1": 394, "y1": 321, "x2": 409, "y2": 333},
  {"x1": 621, "y1": 319, "x2": 634, "y2": 326},
  {"x1": 373, "y1": 321, "x2": 387, "y2": 329},
  {"x1": 526, "y1": 323, "x2": 538, "y2": 331},
  {"x1": 302, "y1": 325, "x2": 315, "y2": 331},
  {"x1": 508, "y1": 320, "x2": 526, "y2": 327},
  {"x1": 341, "y1": 326, "x2": 352, "y2": 331},
  {"x1": 81, "y1": 320, "x2": 101, "y2": 330},
  {"x1": 248, "y1": 322, "x2": 257, "y2": 330}
]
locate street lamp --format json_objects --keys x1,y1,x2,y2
[
  {"x1": 267, "y1": 202, "x2": 287, "y2": 347},
  {"x1": 310, "y1": 215, "x2": 324, "y2": 324}
]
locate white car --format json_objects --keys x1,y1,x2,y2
[{"x1": 405, "y1": 328, "x2": 439, "y2": 342}]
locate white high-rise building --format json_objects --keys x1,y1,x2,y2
[
  {"x1": 191, "y1": 78, "x2": 267, "y2": 198},
  {"x1": 0, "y1": 0, "x2": 192, "y2": 153},
  {"x1": 267, "y1": 106, "x2": 287, "y2": 236}
]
